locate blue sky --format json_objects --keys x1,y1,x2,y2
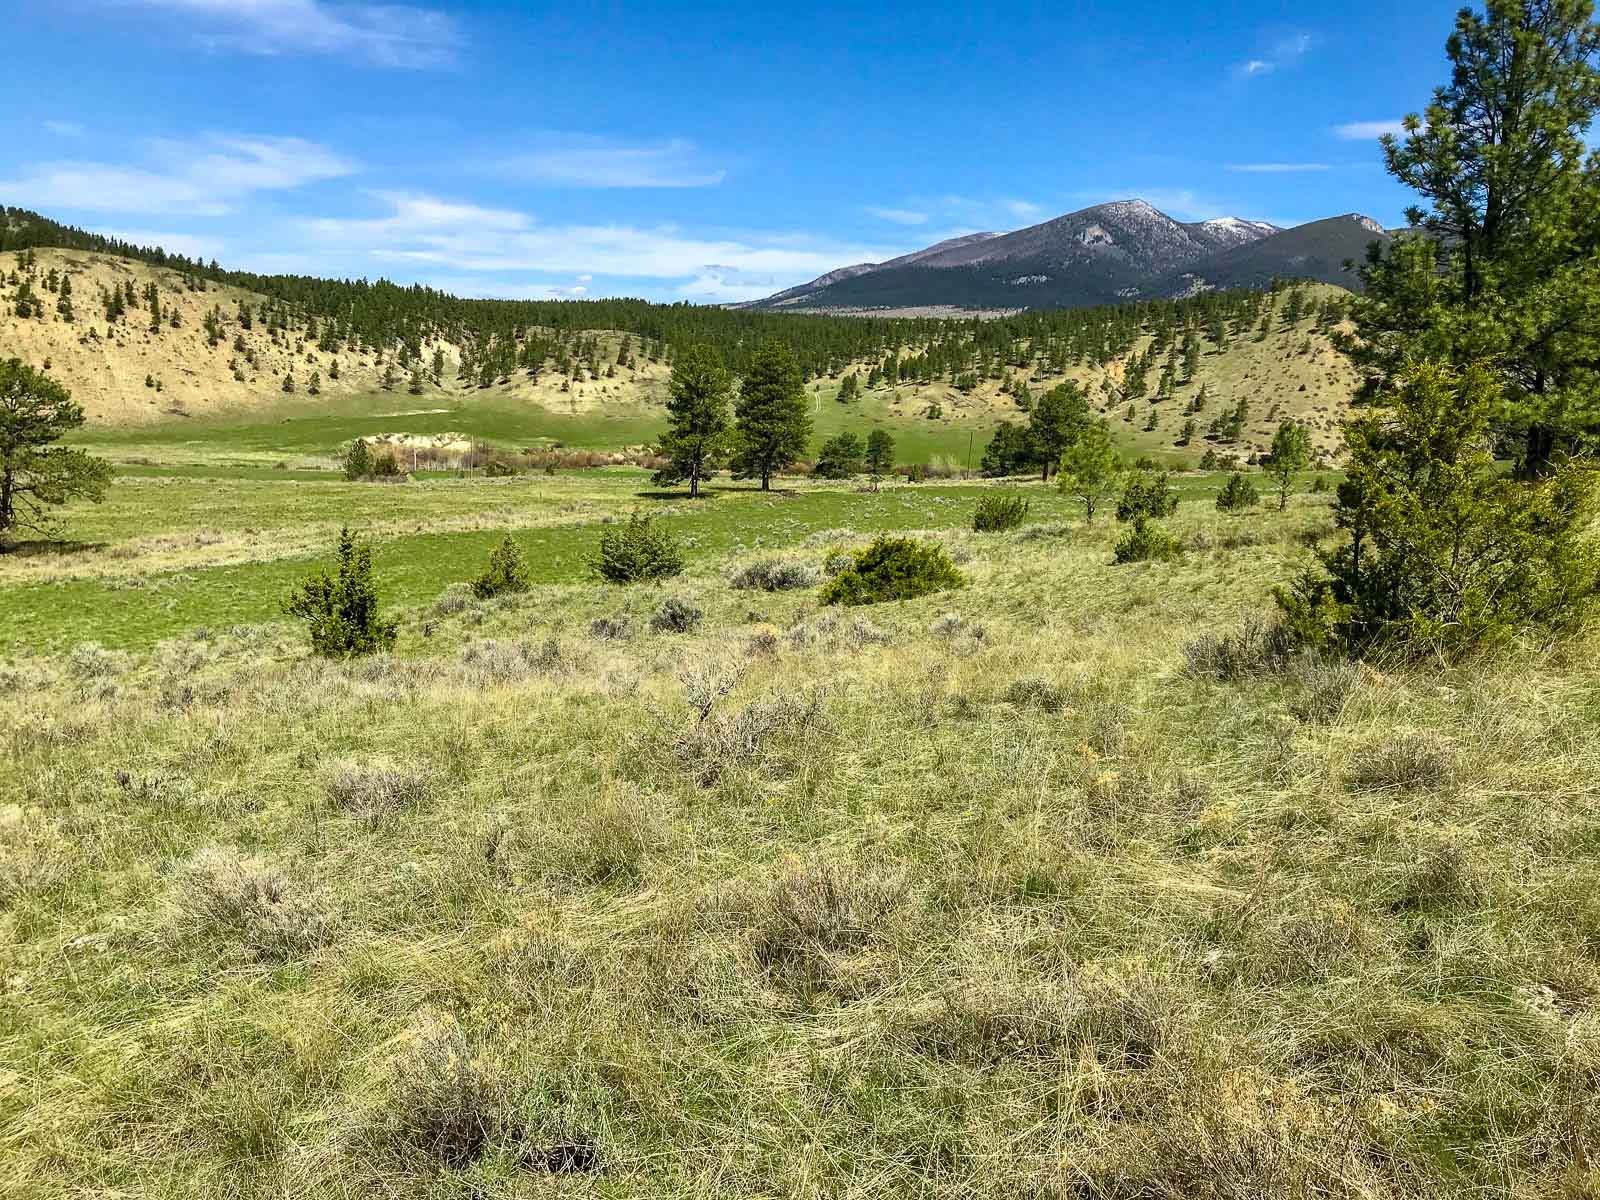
[{"x1": 2, "y1": 0, "x2": 1462, "y2": 302}]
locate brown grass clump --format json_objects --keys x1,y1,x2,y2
[
  {"x1": 1344, "y1": 731, "x2": 1456, "y2": 793},
  {"x1": 324, "y1": 760, "x2": 435, "y2": 824},
  {"x1": 752, "y1": 859, "x2": 907, "y2": 994},
  {"x1": 170, "y1": 848, "x2": 332, "y2": 961}
]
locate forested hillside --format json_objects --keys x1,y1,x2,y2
[{"x1": 3, "y1": 208, "x2": 1358, "y2": 458}]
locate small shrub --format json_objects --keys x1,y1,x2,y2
[
  {"x1": 1286, "y1": 658, "x2": 1363, "y2": 723},
  {"x1": 972, "y1": 492, "x2": 1031, "y2": 532},
  {"x1": 378, "y1": 1013, "x2": 498, "y2": 1169},
  {"x1": 731, "y1": 557, "x2": 819, "y2": 592},
  {"x1": 589, "y1": 615, "x2": 632, "y2": 640},
  {"x1": 819, "y1": 537, "x2": 965, "y2": 606},
  {"x1": 1113, "y1": 517, "x2": 1182, "y2": 564},
  {"x1": 592, "y1": 514, "x2": 684, "y2": 583},
  {"x1": 283, "y1": 527, "x2": 397, "y2": 658},
  {"x1": 470, "y1": 535, "x2": 531, "y2": 600},
  {"x1": 1115, "y1": 471, "x2": 1179, "y2": 522},
  {"x1": 1182, "y1": 616, "x2": 1293, "y2": 680},
  {"x1": 1215, "y1": 472, "x2": 1260, "y2": 513},
  {"x1": 431, "y1": 582, "x2": 474, "y2": 617},
  {"x1": 821, "y1": 546, "x2": 855, "y2": 577},
  {"x1": 650, "y1": 596, "x2": 703, "y2": 633},
  {"x1": 325, "y1": 760, "x2": 434, "y2": 822},
  {"x1": 483, "y1": 459, "x2": 519, "y2": 477},
  {"x1": 459, "y1": 637, "x2": 563, "y2": 681}
]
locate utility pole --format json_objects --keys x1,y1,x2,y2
[{"x1": 964, "y1": 430, "x2": 974, "y2": 480}]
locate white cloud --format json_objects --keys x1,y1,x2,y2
[
  {"x1": 1233, "y1": 31, "x2": 1313, "y2": 79},
  {"x1": 0, "y1": 133, "x2": 355, "y2": 216},
  {"x1": 497, "y1": 136, "x2": 725, "y2": 188},
  {"x1": 43, "y1": 120, "x2": 85, "y2": 137},
  {"x1": 865, "y1": 206, "x2": 929, "y2": 225},
  {"x1": 297, "y1": 192, "x2": 909, "y2": 296},
  {"x1": 306, "y1": 190, "x2": 529, "y2": 238},
  {"x1": 933, "y1": 194, "x2": 1046, "y2": 229},
  {"x1": 113, "y1": 0, "x2": 461, "y2": 67},
  {"x1": 1333, "y1": 119, "x2": 1408, "y2": 140},
  {"x1": 1226, "y1": 162, "x2": 1333, "y2": 173}
]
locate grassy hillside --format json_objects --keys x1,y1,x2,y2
[
  {"x1": 3, "y1": 468, "x2": 1598, "y2": 1196},
  {"x1": 3, "y1": 244, "x2": 1357, "y2": 470}
]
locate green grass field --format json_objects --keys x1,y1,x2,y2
[
  {"x1": 0, "y1": 465, "x2": 1276, "y2": 655},
  {"x1": 6, "y1": 449, "x2": 1591, "y2": 1199},
  {"x1": 71, "y1": 384, "x2": 1017, "y2": 474}
]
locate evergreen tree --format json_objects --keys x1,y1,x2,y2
[
  {"x1": 731, "y1": 342, "x2": 811, "y2": 490},
  {"x1": 865, "y1": 429, "x2": 895, "y2": 485},
  {"x1": 0, "y1": 359, "x2": 112, "y2": 546},
  {"x1": 1347, "y1": 0, "x2": 1600, "y2": 474},
  {"x1": 1267, "y1": 420, "x2": 1312, "y2": 509},
  {"x1": 1027, "y1": 382, "x2": 1092, "y2": 481},
  {"x1": 1057, "y1": 418, "x2": 1122, "y2": 521},
  {"x1": 814, "y1": 431, "x2": 865, "y2": 478},
  {"x1": 1278, "y1": 362, "x2": 1600, "y2": 656},
  {"x1": 283, "y1": 527, "x2": 398, "y2": 658},
  {"x1": 342, "y1": 438, "x2": 373, "y2": 481},
  {"x1": 653, "y1": 343, "x2": 731, "y2": 498}
]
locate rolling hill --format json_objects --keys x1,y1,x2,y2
[{"x1": 2, "y1": 210, "x2": 1360, "y2": 466}]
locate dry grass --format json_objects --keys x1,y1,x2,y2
[{"x1": 4, "y1": 492, "x2": 1600, "y2": 1197}]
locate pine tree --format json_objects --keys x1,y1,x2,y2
[
  {"x1": 0, "y1": 359, "x2": 113, "y2": 546},
  {"x1": 865, "y1": 429, "x2": 895, "y2": 485},
  {"x1": 1277, "y1": 362, "x2": 1600, "y2": 657},
  {"x1": 1027, "y1": 382, "x2": 1092, "y2": 481},
  {"x1": 653, "y1": 344, "x2": 731, "y2": 498},
  {"x1": 814, "y1": 431, "x2": 865, "y2": 478},
  {"x1": 731, "y1": 342, "x2": 811, "y2": 491},
  {"x1": 1267, "y1": 420, "x2": 1312, "y2": 510},
  {"x1": 1345, "y1": 0, "x2": 1600, "y2": 475},
  {"x1": 1057, "y1": 418, "x2": 1122, "y2": 521}
]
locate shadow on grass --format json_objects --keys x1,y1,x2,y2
[
  {"x1": 630, "y1": 484, "x2": 783, "y2": 500},
  {"x1": 0, "y1": 538, "x2": 109, "y2": 559}
]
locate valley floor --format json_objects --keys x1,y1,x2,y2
[{"x1": 3, "y1": 469, "x2": 1598, "y2": 1197}]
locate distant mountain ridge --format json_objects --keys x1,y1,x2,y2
[{"x1": 746, "y1": 200, "x2": 1389, "y2": 313}]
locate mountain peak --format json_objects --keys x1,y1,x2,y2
[{"x1": 745, "y1": 200, "x2": 1378, "y2": 313}]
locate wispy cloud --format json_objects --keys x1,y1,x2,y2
[
  {"x1": 935, "y1": 194, "x2": 1045, "y2": 229},
  {"x1": 1226, "y1": 162, "x2": 1333, "y2": 173},
  {"x1": 1232, "y1": 31, "x2": 1313, "y2": 79},
  {"x1": 101, "y1": 228, "x2": 227, "y2": 260},
  {"x1": 43, "y1": 120, "x2": 85, "y2": 137},
  {"x1": 0, "y1": 133, "x2": 356, "y2": 216},
  {"x1": 112, "y1": 0, "x2": 461, "y2": 68},
  {"x1": 307, "y1": 191, "x2": 530, "y2": 237},
  {"x1": 1333, "y1": 119, "x2": 1408, "y2": 140},
  {"x1": 298, "y1": 191, "x2": 909, "y2": 298},
  {"x1": 497, "y1": 136, "x2": 725, "y2": 189},
  {"x1": 865, "y1": 206, "x2": 929, "y2": 225}
]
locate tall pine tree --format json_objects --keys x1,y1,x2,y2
[
  {"x1": 731, "y1": 342, "x2": 811, "y2": 491},
  {"x1": 653, "y1": 344, "x2": 731, "y2": 499}
]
